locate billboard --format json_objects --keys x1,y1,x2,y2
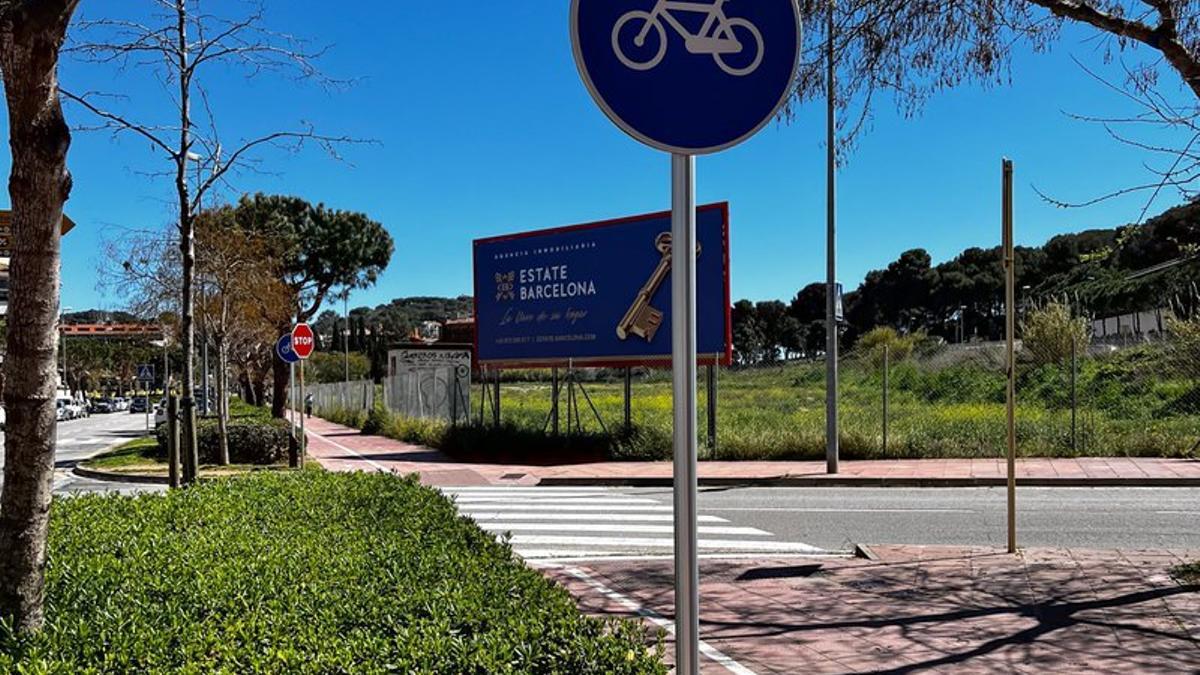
[{"x1": 473, "y1": 203, "x2": 731, "y2": 368}]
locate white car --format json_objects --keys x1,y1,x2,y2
[{"x1": 154, "y1": 404, "x2": 168, "y2": 427}]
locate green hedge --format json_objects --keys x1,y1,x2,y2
[
  {"x1": 1, "y1": 472, "x2": 663, "y2": 673},
  {"x1": 155, "y1": 417, "x2": 291, "y2": 465}
]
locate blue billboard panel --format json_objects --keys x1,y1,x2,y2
[{"x1": 473, "y1": 203, "x2": 731, "y2": 368}]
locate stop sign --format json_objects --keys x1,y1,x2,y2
[{"x1": 291, "y1": 323, "x2": 315, "y2": 360}]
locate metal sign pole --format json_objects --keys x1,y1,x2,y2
[
  {"x1": 671, "y1": 153, "x2": 699, "y2": 675},
  {"x1": 825, "y1": 0, "x2": 840, "y2": 475},
  {"x1": 299, "y1": 358, "x2": 306, "y2": 469},
  {"x1": 1003, "y1": 157, "x2": 1017, "y2": 554}
]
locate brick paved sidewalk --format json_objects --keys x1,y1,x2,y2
[
  {"x1": 543, "y1": 547, "x2": 1200, "y2": 674},
  {"x1": 303, "y1": 416, "x2": 1200, "y2": 487}
]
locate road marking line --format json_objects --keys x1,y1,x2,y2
[
  {"x1": 508, "y1": 535, "x2": 826, "y2": 553},
  {"x1": 454, "y1": 496, "x2": 660, "y2": 505},
  {"x1": 1156, "y1": 510, "x2": 1200, "y2": 515},
  {"x1": 707, "y1": 507, "x2": 976, "y2": 514},
  {"x1": 565, "y1": 566, "x2": 757, "y2": 675},
  {"x1": 465, "y1": 512, "x2": 728, "y2": 523},
  {"x1": 456, "y1": 503, "x2": 674, "y2": 512},
  {"x1": 444, "y1": 489, "x2": 617, "y2": 496},
  {"x1": 481, "y1": 523, "x2": 770, "y2": 536},
  {"x1": 305, "y1": 430, "x2": 390, "y2": 473},
  {"x1": 533, "y1": 552, "x2": 846, "y2": 563}
]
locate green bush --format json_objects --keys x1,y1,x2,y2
[
  {"x1": 0, "y1": 472, "x2": 664, "y2": 673},
  {"x1": 156, "y1": 417, "x2": 290, "y2": 465}
]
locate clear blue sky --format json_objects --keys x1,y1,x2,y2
[{"x1": 1, "y1": 2, "x2": 1190, "y2": 313}]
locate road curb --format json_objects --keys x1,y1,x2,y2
[
  {"x1": 72, "y1": 465, "x2": 170, "y2": 486},
  {"x1": 536, "y1": 476, "x2": 1200, "y2": 488}
]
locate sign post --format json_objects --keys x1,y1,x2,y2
[
  {"x1": 571, "y1": 3, "x2": 800, "y2": 671},
  {"x1": 291, "y1": 323, "x2": 315, "y2": 468},
  {"x1": 276, "y1": 333, "x2": 301, "y2": 466},
  {"x1": 1003, "y1": 159, "x2": 1017, "y2": 554},
  {"x1": 137, "y1": 364, "x2": 155, "y2": 433}
]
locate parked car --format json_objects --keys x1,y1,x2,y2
[
  {"x1": 113, "y1": 397, "x2": 129, "y2": 411},
  {"x1": 129, "y1": 397, "x2": 149, "y2": 414},
  {"x1": 91, "y1": 398, "x2": 114, "y2": 414},
  {"x1": 154, "y1": 404, "x2": 168, "y2": 427},
  {"x1": 55, "y1": 397, "x2": 71, "y2": 421}
]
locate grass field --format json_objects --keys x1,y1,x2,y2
[{"x1": 318, "y1": 343, "x2": 1200, "y2": 461}]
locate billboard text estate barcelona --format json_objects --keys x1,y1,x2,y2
[{"x1": 473, "y1": 203, "x2": 731, "y2": 367}]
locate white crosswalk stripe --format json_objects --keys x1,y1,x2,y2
[{"x1": 442, "y1": 486, "x2": 831, "y2": 561}]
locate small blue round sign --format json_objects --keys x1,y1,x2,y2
[
  {"x1": 571, "y1": 0, "x2": 801, "y2": 155},
  {"x1": 276, "y1": 334, "x2": 300, "y2": 365}
]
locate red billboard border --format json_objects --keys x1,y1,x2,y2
[{"x1": 472, "y1": 202, "x2": 733, "y2": 370}]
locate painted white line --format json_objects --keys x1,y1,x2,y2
[
  {"x1": 458, "y1": 503, "x2": 673, "y2": 512},
  {"x1": 482, "y1": 523, "x2": 770, "y2": 536},
  {"x1": 708, "y1": 507, "x2": 976, "y2": 514},
  {"x1": 533, "y1": 552, "x2": 848, "y2": 564},
  {"x1": 454, "y1": 496, "x2": 660, "y2": 505},
  {"x1": 466, "y1": 512, "x2": 728, "y2": 523},
  {"x1": 509, "y1": 535, "x2": 826, "y2": 553},
  {"x1": 565, "y1": 567, "x2": 757, "y2": 675},
  {"x1": 305, "y1": 430, "x2": 390, "y2": 473},
  {"x1": 443, "y1": 489, "x2": 616, "y2": 497},
  {"x1": 1156, "y1": 510, "x2": 1200, "y2": 515}
]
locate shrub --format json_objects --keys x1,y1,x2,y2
[
  {"x1": 0, "y1": 472, "x2": 663, "y2": 673},
  {"x1": 856, "y1": 326, "x2": 923, "y2": 366},
  {"x1": 1021, "y1": 302, "x2": 1089, "y2": 366},
  {"x1": 156, "y1": 417, "x2": 290, "y2": 465}
]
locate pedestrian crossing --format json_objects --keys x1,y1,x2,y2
[{"x1": 442, "y1": 486, "x2": 830, "y2": 562}]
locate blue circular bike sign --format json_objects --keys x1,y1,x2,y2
[{"x1": 571, "y1": 0, "x2": 801, "y2": 155}]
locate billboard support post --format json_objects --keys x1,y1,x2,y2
[
  {"x1": 492, "y1": 373, "x2": 501, "y2": 428},
  {"x1": 671, "y1": 153, "x2": 700, "y2": 675},
  {"x1": 552, "y1": 368, "x2": 561, "y2": 436},
  {"x1": 623, "y1": 367, "x2": 632, "y2": 433},
  {"x1": 706, "y1": 364, "x2": 717, "y2": 452}
]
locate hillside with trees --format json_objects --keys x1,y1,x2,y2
[{"x1": 732, "y1": 200, "x2": 1200, "y2": 364}]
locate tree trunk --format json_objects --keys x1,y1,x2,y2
[
  {"x1": 0, "y1": 0, "x2": 81, "y2": 634},
  {"x1": 173, "y1": 0, "x2": 199, "y2": 484},
  {"x1": 215, "y1": 335, "x2": 229, "y2": 465}
]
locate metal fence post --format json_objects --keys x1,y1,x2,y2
[
  {"x1": 883, "y1": 344, "x2": 890, "y2": 454},
  {"x1": 1071, "y1": 337, "x2": 1078, "y2": 454}
]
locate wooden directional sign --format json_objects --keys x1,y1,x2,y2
[{"x1": 0, "y1": 210, "x2": 76, "y2": 257}]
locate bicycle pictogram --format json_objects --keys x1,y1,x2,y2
[{"x1": 611, "y1": 0, "x2": 764, "y2": 76}]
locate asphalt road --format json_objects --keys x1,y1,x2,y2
[
  {"x1": 0, "y1": 411, "x2": 164, "y2": 495},
  {"x1": 676, "y1": 485, "x2": 1200, "y2": 551}
]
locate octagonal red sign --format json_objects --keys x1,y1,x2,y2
[{"x1": 291, "y1": 323, "x2": 315, "y2": 359}]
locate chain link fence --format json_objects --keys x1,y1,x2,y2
[
  {"x1": 306, "y1": 379, "x2": 375, "y2": 416},
  {"x1": 831, "y1": 303, "x2": 1200, "y2": 460}
]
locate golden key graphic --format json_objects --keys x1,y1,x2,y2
[{"x1": 617, "y1": 232, "x2": 701, "y2": 342}]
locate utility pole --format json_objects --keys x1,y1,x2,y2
[
  {"x1": 1002, "y1": 158, "x2": 1017, "y2": 555},
  {"x1": 825, "y1": 0, "x2": 840, "y2": 474}
]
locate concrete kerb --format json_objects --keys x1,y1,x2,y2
[
  {"x1": 72, "y1": 464, "x2": 170, "y2": 485},
  {"x1": 537, "y1": 475, "x2": 1200, "y2": 488},
  {"x1": 69, "y1": 432, "x2": 171, "y2": 485}
]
